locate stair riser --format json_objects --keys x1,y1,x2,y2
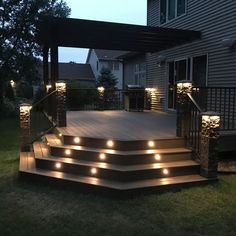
[
  {"x1": 58, "y1": 135, "x2": 185, "y2": 151},
  {"x1": 50, "y1": 146, "x2": 192, "y2": 165},
  {"x1": 35, "y1": 159, "x2": 200, "y2": 182}
]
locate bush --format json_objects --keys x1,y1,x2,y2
[
  {"x1": 16, "y1": 81, "x2": 33, "y2": 99},
  {"x1": 33, "y1": 86, "x2": 44, "y2": 104},
  {"x1": 0, "y1": 98, "x2": 18, "y2": 118},
  {"x1": 4, "y1": 83, "x2": 15, "y2": 100}
]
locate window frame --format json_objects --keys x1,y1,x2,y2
[{"x1": 159, "y1": 0, "x2": 187, "y2": 26}]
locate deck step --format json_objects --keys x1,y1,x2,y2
[
  {"x1": 55, "y1": 128, "x2": 186, "y2": 150},
  {"x1": 33, "y1": 142, "x2": 199, "y2": 182},
  {"x1": 20, "y1": 152, "x2": 212, "y2": 192},
  {"x1": 44, "y1": 134, "x2": 192, "y2": 164}
]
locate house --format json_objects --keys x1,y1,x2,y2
[
  {"x1": 19, "y1": 17, "x2": 229, "y2": 195},
  {"x1": 86, "y1": 49, "x2": 127, "y2": 89},
  {"x1": 118, "y1": 52, "x2": 146, "y2": 88},
  {"x1": 38, "y1": 62, "x2": 96, "y2": 86},
  {"x1": 146, "y1": 0, "x2": 236, "y2": 110}
]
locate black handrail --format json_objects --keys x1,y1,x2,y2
[{"x1": 31, "y1": 90, "x2": 56, "y2": 109}]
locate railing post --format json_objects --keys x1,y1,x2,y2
[
  {"x1": 20, "y1": 103, "x2": 32, "y2": 151},
  {"x1": 200, "y1": 112, "x2": 220, "y2": 178},
  {"x1": 97, "y1": 86, "x2": 105, "y2": 110},
  {"x1": 176, "y1": 80, "x2": 193, "y2": 138},
  {"x1": 56, "y1": 81, "x2": 67, "y2": 127}
]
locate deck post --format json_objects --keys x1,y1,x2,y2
[
  {"x1": 20, "y1": 103, "x2": 32, "y2": 152},
  {"x1": 56, "y1": 80, "x2": 67, "y2": 127},
  {"x1": 97, "y1": 86, "x2": 105, "y2": 110},
  {"x1": 176, "y1": 81, "x2": 192, "y2": 138},
  {"x1": 200, "y1": 112, "x2": 220, "y2": 178}
]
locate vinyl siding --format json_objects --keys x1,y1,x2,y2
[{"x1": 147, "y1": 0, "x2": 236, "y2": 110}]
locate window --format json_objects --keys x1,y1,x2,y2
[
  {"x1": 160, "y1": 0, "x2": 186, "y2": 25},
  {"x1": 114, "y1": 62, "x2": 120, "y2": 71},
  {"x1": 134, "y1": 63, "x2": 146, "y2": 86}
]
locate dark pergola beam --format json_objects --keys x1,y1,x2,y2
[{"x1": 36, "y1": 17, "x2": 201, "y2": 53}]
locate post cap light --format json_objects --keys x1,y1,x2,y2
[
  {"x1": 97, "y1": 86, "x2": 105, "y2": 93},
  {"x1": 20, "y1": 103, "x2": 32, "y2": 112},
  {"x1": 176, "y1": 80, "x2": 193, "y2": 95},
  {"x1": 10, "y1": 80, "x2": 16, "y2": 88},
  {"x1": 46, "y1": 84, "x2": 52, "y2": 92},
  {"x1": 201, "y1": 111, "x2": 221, "y2": 129},
  {"x1": 145, "y1": 88, "x2": 157, "y2": 92}
]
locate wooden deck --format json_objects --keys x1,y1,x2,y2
[{"x1": 58, "y1": 110, "x2": 176, "y2": 140}]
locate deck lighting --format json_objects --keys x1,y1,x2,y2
[
  {"x1": 65, "y1": 149, "x2": 71, "y2": 156},
  {"x1": 10, "y1": 80, "x2": 16, "y2": 88},
  {"x1": 201, "y1": 112, "x2": 220, "y2": 129},
  {"x1": 107, "y1": 140, "x2": 114, "y2": 148},
  {"x1": 74, "y1": 137, "x2": 80, "y2": 144},
  {"x1": 176, "y1": 80, "x2": 193, "y2": 95},
  {"x1": 154, "y1": 154, "x2": 161, "y2": 161},
  {"x1": 97, "y1": 86, "x2": 105, "y2": 93},
  {"x1": 46, "y1": 84, "x2": 52, "y2": 93},
  {"x1": 99, "y1": 153, "x2": 106, "y2": 160},
  {"x1": 55, "y1": 162, "x2": 62, "y2": 169},
  {"x1": 91, "y1": 168, "x2": 97, "y2": 175},
  {"x1": 148, "y1": 140, "x2": 155, "y2": 148},
  {"x1": 162, "y1": 169, "x2": 169, "y2": 175},
  {"x1": 59, "y1": 133, "x2": 62, "y2": 137}
]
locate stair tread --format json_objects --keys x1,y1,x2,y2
[
  {"x1": 34, "y1": 142, "x2": 198, "y2": 171},
  {"x1": 45, "y1": 134, "x2": 192, "y2": 155}
]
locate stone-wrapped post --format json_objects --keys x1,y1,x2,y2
[
  {"x1": 56, "y1": 81, "x2": 67, "y2": 127},
  {"x1": 97, "y1": 86, "x2": 105, "y2": 110},
  {"x1": 20, "y1": 103, "x2": 32, "y2": 152},
  {"x1": 200, "y1": 112, "x2": 220, "y2": 178},
  {"x1": 176, "y1": 80, "x2": 193, "y2": 138}
]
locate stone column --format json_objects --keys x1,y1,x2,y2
[
  {"x1": 200, "y1": 112, "x2": 220, "y2": 178},
  {"x1": 56, "y1": 81, "x2": 67, "y2": 127},
  {"x1": 176, "y1": 80, "x2": 193, "y2": 138},
  {"x1": 20, "y1": 103, "x2": 32, "y2": 152}
]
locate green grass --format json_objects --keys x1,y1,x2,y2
[{"x1": 1, "y1": 118, "x2": 236, "y2": 236}]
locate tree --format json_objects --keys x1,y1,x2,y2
[
  {"x1": 96, "y1": 67, "x2": 118, "y2": 89},
  {"x1": 0, "y1": 0, "x2": 71, "y2": 111}
]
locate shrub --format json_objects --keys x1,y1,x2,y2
[
  {"x1": 16, "y1": 81, "x2": 33, "y2": 99},
  {"x1": 4, "y1": 82, "x2": 15, "y2": 100},
  {"x1": 0, "y1": 98, "x2": 18, "y2": 118}
]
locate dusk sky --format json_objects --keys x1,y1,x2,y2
[{"x1": 59, "y1": 0, "x2": 147, "y2": 63}]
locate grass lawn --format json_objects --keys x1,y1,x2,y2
[{"x1": 1, "y1": 118, "x2": 236, "y2": 236}]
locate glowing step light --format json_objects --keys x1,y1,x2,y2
[
  {"x1": 154, "y1": 154, "x2": 161, "y2": 161},
  {"x1": 99, "y1": 153, "x2": 106, "y2": 160},
  {"x1": 148, "y1": 140, "x2": 155, "y2": 148},
  {"x1": 91, "y1": 168, "x2": 97, "y2": 175},
  {"x1": 74, "y1": 137, "x2": 80, "y2": 144},
  {"x1": 162, "y1": 169, "x2": 169, "y2": 175},
  {"x1": 65, "y1": 149, "x2": 71, "y2": 156},
  {"x1": 107, "y1": 140, "x2": 114, "y2": 148},
  {"x1": 59, "y1": 133, "x2": 62, "y2": 137},
  {"x1": 55, "y1": 162, "x2": 62, "y2": 169}
]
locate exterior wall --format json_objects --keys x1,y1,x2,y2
[
  {"x1": 87, "y1": 49, "x2": 99, "y2": 79},
  {"x1": 147, "y1": 0, "x2": 236, "y2": 110},
  {"x1": 123, "y1": 55, "x2": 146, "y2": 87}
]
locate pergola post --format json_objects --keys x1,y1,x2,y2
[
  {"x1": 43, "y1": 46, "x2": 49, "y2": 89},
  {"x1": 50, "y1": 45, "x2": 59, "y2": 90}
]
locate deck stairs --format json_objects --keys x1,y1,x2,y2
[{"x1": 20, "y1": 127, "x2": 215, "y2": 195}]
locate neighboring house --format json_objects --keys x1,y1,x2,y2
[
  {"x1": 38, "y1": 62, "x2": 95, "y2": 86},
  {"x1": 147, "y1": 0, "x2": 236, "y2": 110},
  {"x1": 86, "y1": 49, "x2": 127, "y2": 89},
  {"x1": 118, "y1": 52, "x2": 146, "y2": 88}
]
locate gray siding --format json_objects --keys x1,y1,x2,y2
[
  {"x1": 123, "y1": 55, "x2": 146, "y2": 87},
  {"x1": 147, "y1": 0, "x2": 236, "y2": 110}
]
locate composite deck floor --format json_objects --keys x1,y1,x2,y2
[{"x1": 58, "y1": 110, "x2": 176, "y2": 140}]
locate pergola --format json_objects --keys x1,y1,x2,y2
[{"x1": 36, "y1": 17, "x2": 201, "y2": 87}]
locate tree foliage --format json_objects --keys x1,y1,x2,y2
[
  {"x1": 97, "y1": 67, "x2": 118, "y2": 89},
  {"x1": 0, "y1": 0, "x2": 71, "y2": 110}
]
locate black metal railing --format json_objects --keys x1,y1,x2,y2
[
  {"x1": 187, "y1": 93, "x2": 202, "y2": 160},
  {"x1": 192, "y1": 87, "x2": 236, "y2": 130},
  {"x1": 66, "y1": 88, "x2": 149, "y2": 111},
  {"x1": 30, "y1": 90, "x2": 57, "y2": 143}
]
